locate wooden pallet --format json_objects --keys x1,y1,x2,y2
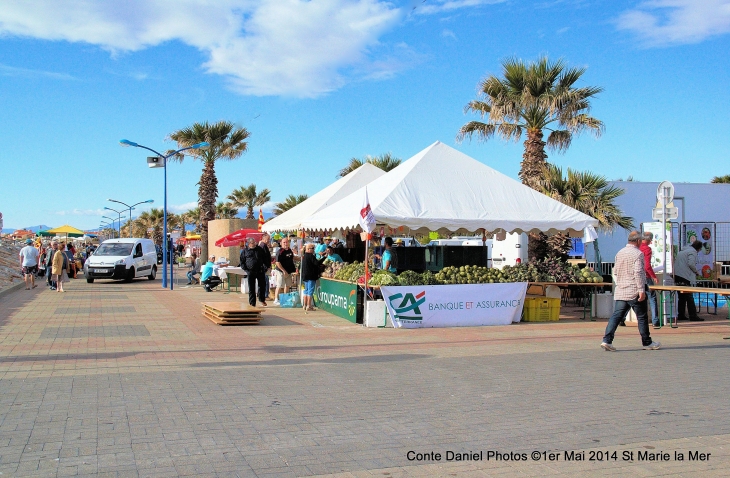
[{"x1": 202, "y1": 302, "x2": 263, "y2": 326}]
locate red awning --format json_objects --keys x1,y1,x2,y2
[{"x1": 214, "y1": 229, "x2": 263, "y2": 247}]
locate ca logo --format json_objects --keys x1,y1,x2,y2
[{"x1": 388, "y1": 291, "x2": 425, "y2": 321}]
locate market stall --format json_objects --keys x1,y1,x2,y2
[{"x1": 300, "y1": 142, "x2": 600, "y2": 327}]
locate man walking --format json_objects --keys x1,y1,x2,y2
[
  {"x1": 601, "y1": 231, "x2": 660, "y2": 351},
  {"x1": 240, "y1": 237, "x2": 267, "y2": 307},
  {"x1": 674, "y1": 240, "x2": 703, "y2": 321},
  {"x1": 19, "y1": 239, "x2": 40, "y2": 290},
  {"x1": 640, "y1": 232, "x2": 660, "y2": 327}
]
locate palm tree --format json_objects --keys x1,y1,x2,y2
[
  {"x1": 338, "y1": 152, "x2": 401, "y2": 178},
  {"x1": 168, "y1": 120, "x2": 250, "y2": 261},
  {"x1": 215, "y1": 202, "x2": 239, "y2": 219},
  {"x1": 228, "y1": 184, "x2": 271, "y2": 219},
  {"x1": 457, "y1": 56, "x2": 604, "y2": 190},
  {"x1": 182, "y1": 207, "x2": 201, "y2": 234},
  {"x1": 711, "y1": 175, "x2": 730, "y2": 183},
  {"x1": 538, "y1": 164, "x2": 634, "y2": 264},
  {"x1": 136, "y1": 209, "x2": 166, "y2": 245},
  {"x1": 273, "y1": 194, "x2": 309, "y2": 216}
]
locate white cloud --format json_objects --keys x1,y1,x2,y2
[
  {"x1": 414, "y1": 0, "x2": 506, "y2": 15},
  {"x1": 441, "y1": 28, "x2": 457, "y2": 39},
  {"x1": 616, "y1": 0, "x2": 730, "y2": 46},
  {"x1": 53, "y1": 208, "x2": 107, "y2": 217},
  {"x1": 168, "y1": 202, "x2": 199, "y2": 213},
  {"x1": 0, "y1": 0, "x2": 406, "y2": 97},
  {"x1": 0, "y1": 63, "x2": 75, "y2": 80}
]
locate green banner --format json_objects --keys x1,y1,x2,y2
[{"x1": 316, "y1": 279, "x2": 360, "y2": 323}]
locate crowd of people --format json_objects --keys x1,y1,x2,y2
[
  {"x1": 189, "y1": 234, "x2": 348, "y2": 312},
  {"x1": 18, "y1": 239, "x2": 97, "y2": 293}
]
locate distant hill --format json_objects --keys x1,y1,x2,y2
[
  {"x1": 23, "y1": 225, "x2": 52, "y2": 232},
  {"x1": 1, "y1": 225, "x2": 52, "y2": 234}
]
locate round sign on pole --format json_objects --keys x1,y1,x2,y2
[{"x1": 656, "y1": 181, "x2": 674, "y2": 204}]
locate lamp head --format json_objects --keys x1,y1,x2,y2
[
  {"x1": 119, "y1": 139, "x2": 138, "y2": 147},
  {"x1": 145, "y1": 199, "x2": 154, "y2": 204},
  {"x1": 192, "y1": 142, "x2": 210, "y2": 150}
]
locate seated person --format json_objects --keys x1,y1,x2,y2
[
  {"x1": 200, "y1": 255, "x2": 221, "y2": 292},
  {"x1": 187, "y1": 253, "x2": 201, "y2": 285},
  {"x1": 324, "y1": 246, "x2": 343, "y2": 263}
]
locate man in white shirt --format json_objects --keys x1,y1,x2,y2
[{"x1": 19, "y1": 239, "x2": 40, "y2": 290}]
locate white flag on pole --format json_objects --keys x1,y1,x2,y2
[{"x1": 359, "y1": 187, "x2": 376, "y2": 233}]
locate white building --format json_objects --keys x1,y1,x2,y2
[{"x1": 587, "y1": 181, "x2": 730, "y2": 268}]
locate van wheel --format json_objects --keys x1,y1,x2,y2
[
  {"x1": 124, "y1": 268, "x2": 135, "y2": 283},
  {"x1": 148, "y1": 266, "x2": 157, "y2": 280},
  {"x1": 87, "y1": 278, "x2": 94, "y2": 283}
]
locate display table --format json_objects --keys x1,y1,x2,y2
[
  {"x1": 649, "y1": 284, "x2": 730, "y2": 327},
  {"x1": 217, "y1": 267, "x2": 246, "y2": 293}
]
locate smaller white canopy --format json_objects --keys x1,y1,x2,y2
[
  {"x1": 262, "y1": 162, "x2": 385, "y2": 233},
  {"x1": 300, "y1": 141, "x2": 598, "y2": 235}
]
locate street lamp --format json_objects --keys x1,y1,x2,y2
[
  {"x1": 101, "y1": 216, "x2": 117, "y2": 237},
  {"x1": 99, "y1": 222, "x2": 113, "y2": 240},
  {"x1": 119, "y1": 139, "x2": 210, "y2": 290},
  {"x1": 107, "y1": 199, "x2": 154, "y2": 238},
  {"x1": 104, "y1": 206, "x2": 125, "y2": 237}
]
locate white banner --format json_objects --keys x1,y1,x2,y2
[
  {"x1": 380, "y1": 282, "x2": 528, "y2": 328},
  {"x1": 643, "y1": 222, "x2": 673, "y2": 274}
]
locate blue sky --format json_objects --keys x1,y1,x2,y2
[{"x1": 1, "y1": 0, "x2": 728, "y2": 231}]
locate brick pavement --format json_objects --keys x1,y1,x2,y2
[{"x1": 0, "y1": 274, "x2": 729, "y2": 477}]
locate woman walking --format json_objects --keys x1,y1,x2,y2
[
  {"x1": 300, "y1": 243, "x2": 327, "y2": 312},
  {"x1": 52, "y1": 242, "x2": 68, "y2": 292}
]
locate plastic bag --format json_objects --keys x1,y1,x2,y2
[{"x1": 279, "y1": 291, "x2": 301, "y2": 308}]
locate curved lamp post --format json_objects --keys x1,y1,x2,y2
[
  {"x1": 103, "y1": 206, "x2": 125, "y2": 237},
  {"x1": 119, "y1": 139, "x2": 210, "y2": 289},
  {"x1": 101, "y1": 216, "x2": 117, "y2": 237},
  {"x1": 107, "y1": 199, "x2": 154, "y2": 237},
  {"x1": 99, "y1": 222, "x2": 113, "y2": 241}
]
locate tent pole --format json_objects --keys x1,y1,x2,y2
[{"x1": 363, "y1": 234, "x2": 369, "y2": 324}]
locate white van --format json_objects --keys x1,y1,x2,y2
[{"x1": 84, "y1": 238, "x2": 158, "y2": 283}]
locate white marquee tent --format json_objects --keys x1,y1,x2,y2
[
  {"x1": 299, "y1": 141, "x2": 598, "y2": 235},
  {"x1": 262, "y1": 163, "x2": 386, "y2": 233}
]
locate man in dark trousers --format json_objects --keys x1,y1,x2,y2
[{"x1": 240, "y1": 237, "x2": 267, "y2": 307}]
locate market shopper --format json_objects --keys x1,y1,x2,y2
[
  {"x1": 51, "y1": 243, "x2": 68, "y2": 293},
  {"x1": 640, "y1": 232, "x2": 660, "y2": 327},
  {"x1": 258, "y1": 234, "x2": 272, "y2": 299},
  {"x1": 240, "y1": 237, "x2": 267, "y2": 307},
  {"x1": 19, "y1": 238, "x2": 39, "y2": 290},
  {"x1": 673, "y1": 240, "x2": 703, "y2": 321},
  {"x1": 301, "y1": 243, "x2": 327, "y2": 312},
  {"x1": 273, "y1": 238, "x2": 297, "y2": 305},
  {"x1": 45, "y1": 241, "x2": 59, "y2": 289},
  {"x1": 601, "y1": 231, "x2": 660, "y2": 351}
]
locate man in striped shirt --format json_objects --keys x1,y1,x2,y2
[{"x1": 601, "y1": 231, "x2": 661, "y2": 351}]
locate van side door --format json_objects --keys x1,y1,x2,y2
[{"x1": 133, "y1": 243, "x2": 145, "y2": 276}]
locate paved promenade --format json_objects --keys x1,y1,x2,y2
[{"x1": 1, "y1": 276, "x2": 729, "y2": 477}]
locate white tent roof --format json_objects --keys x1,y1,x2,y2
[
  {"x1": 262, "y1": 162, "x2": 386, "y2": 233},
  {"x1": 300, "y1": 141, "x2": 599, "y2": 235}
]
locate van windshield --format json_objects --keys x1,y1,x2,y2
[{"x1": 94, "y1": 243, "x2": 134, "y2": 256}]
